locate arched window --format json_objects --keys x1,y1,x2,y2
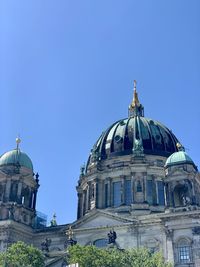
[
  {"x1": 93, "y1": 239, "x2": 108, "y2": 248},
  {"x1": 176, "y1": 238, "x2": 192, "y2": 264},
  {"x1": 21, "y1": 187, "x2": 30, "y2": 207},
  {"x1": 174, "y1": 184, "x2": 190, "y2": 207}
]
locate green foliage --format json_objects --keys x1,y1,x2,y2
[
  {"x1": 67, "y1": 244, "x2": 172, "y2": 267},
  {"x1": 0, "y1": 241, "x2": 45, "y2": 267}
]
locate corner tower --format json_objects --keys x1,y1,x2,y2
[{"x1": 0, "y1": 138, "x2": 39, "y2": 227}]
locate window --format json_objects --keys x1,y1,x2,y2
[
  {"x1": 177, "y1": 239, "x2": 192, "y2": 264},
  {"x1": 157, "y1": 181, "x2": 165, "y2": 205},
  {"x1": 137, "y1": 181, "x2": 142, "y2": 192},
  {"x1": 147, "y1": 179, "x2": 157, "y2": 205},
  {"x1": 147, "y1": 180, "x2": 153, "y2": 204},
  {"x1": 125, "y1": 180, "x2": 131, "y2": 205},
  {"x1": 113, "y1": 182, "x2": 121, "y2": 207},
  {"x1": 93, "y1": 239, "x2": 108, "y2": 248}
]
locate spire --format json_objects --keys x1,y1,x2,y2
[
  {"x1": 132, "y1": 80, "x2": 140, "y2": 107},
  {"x1": 128, "y1": 80, "x2": 144, "y2": 117}
]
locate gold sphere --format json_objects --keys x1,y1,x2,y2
[{"x1": 16, "y1": 137, "x2": 21, "y2": 144}]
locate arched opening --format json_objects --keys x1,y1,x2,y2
[
  {"x1": 21, "y1": 187, "x2": 30, "y2": 208},
  {"x1": 173, "y1": 184, "x2": 190, "y2": 207},
  {"x1": 10, "y1": 182, "x2": 18, "y2": 202}
]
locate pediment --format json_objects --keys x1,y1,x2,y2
[{"x1": 72, "y1": 210, "x2": 133, "y2": 229}]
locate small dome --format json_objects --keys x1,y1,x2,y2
[
  {"x1": 165, "y1": 151, "x2": 195, "y2": 168},
  {"x1": 0, "y1": 149, "x2": 33, "y2": 171}
]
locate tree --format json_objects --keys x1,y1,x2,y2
[
  {"x1": 67, "y1": 244, "x2": 172, "y2": 267},
  {"x1": 0, "y1": 241, "x2": 45, "y2": 267}
]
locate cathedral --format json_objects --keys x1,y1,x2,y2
[{"x1": 0, "y1": 82, "x2": 200, "y2": 267}]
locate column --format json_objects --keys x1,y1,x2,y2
[
  {"x1": 4, "y1": 180, "x2": 11, "y2": 202},
  {"x1": 17, "y1": 182, "x2": 22, "y2": 204},
  {"x1": 77, "y1": 192, "x2": 83, "y2": 219},
  {"x1": 164, "y1": 183, "x2": 168, "y2": 207},
  {"x1": 106, "y1": 177, "x2": 111, "y2": 207},
  {"x1": 94, "y1": 180, "x2": 98, "y2": 208},
  {"x1": 165, "y1": 229, "x2": 174, "y2": 265},
  {"x1": 110, "y1": 178, "x2": 113, "y2": 207},
  {"x1": 143, "y1": 173, "x2": 147, "y2": 202},
  {"x1": 88, "y1": 181, "x2": 91, "y2": 210},
  {"x1": 85, "y1": 186, "x2": 89, "y2": 212},
  {"x1": 131, "y1": 173, "x2": 135, "y2": 203},
  {"x1": 120, "y1": 176, "x2": 125, "y2": 205}
]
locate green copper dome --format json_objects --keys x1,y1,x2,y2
[
  {"x1": 165, "y1": 151, "x2": 195, "y2": 168},
  {"x1": 0, "y1": 149, "x2": 33, "y2": 171}
]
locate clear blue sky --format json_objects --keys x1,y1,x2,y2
[{"x1": 0, "y1": 1, "x2": 199, "y2": 225}]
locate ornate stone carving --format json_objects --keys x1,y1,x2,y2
[
  {"x1": 41, "y1": 238, "x2": 52, "y2": 252},
  {"x1": 192, "y1": 227, "x2": 200, "y2": 235},
  {"x1": 132, "y1": 139, "x2": 144, "y2": 156},
  {"x1": 164, "y1": 227, "x2": 174, "y2": 239}
]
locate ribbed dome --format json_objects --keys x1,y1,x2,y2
[
  {"x1": 0, "y1": 149, "x2": 33, "y2": 171},
  {"x1": 88, "y1": 117, "x2": 179, "y2": 163},
  {"x1": 165, "y1": 151, "x2": 195, "y2": 168},
  {"x1": 87, "y1": 84, "x2": 180, "y2": 167}
]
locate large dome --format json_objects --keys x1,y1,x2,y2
[{"x1": 87, "y1": 84, "x2": 179, "y2": 166}]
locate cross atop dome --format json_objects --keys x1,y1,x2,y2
[
  {"x1": 128, "y1": 80, "x2": 144, "y2": 117},
  {"x1": 16, "y1": 137, "x2": 21, "y2": 150}
]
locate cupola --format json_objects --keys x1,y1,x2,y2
[
  {"x1": 165, "y1": 145, "x2": 197, "y2": 170},
  {"x1": 0, "y1": 138, "x2": 33, "y2": 171}
]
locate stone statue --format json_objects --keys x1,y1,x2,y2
[
  {"x1": 80, "y1": 164, "x2": 85, "y2": 176},
  {"x1": 41, "y1": 238, "x2": 52, "y2": 252},
  {"x1": 65, "y1": 226, "x2": 77, "y2": 247},
  {"x1": 133, "y1": 138, "x2": 144, "y2": 156},
  {"x1": 50, "y1": 213, "x2": 57, "y2": 227},
  {"x1": 108, "y1": 229, "x2": 117, "y2": 244},
  {"x1": 8, "y1": 204, "x2": 15, "y2": 220}
]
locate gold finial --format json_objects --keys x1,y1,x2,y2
[
  {"x1": 16, "y1": 137, "x2": 21, "y2": 150},
  {"x1": 128, "y1": 80, "x2": 144, "y2": 117},
  {"x1": 131, "y1": 80, "x2": 140, "y2": 108},
  {"x1": 176, "y1": 142, "x2": 184, "y2": 151}
]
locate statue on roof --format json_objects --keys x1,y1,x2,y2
[
  {"x1": 50, "y1": 213, "x2": 57, "y2": 227},
  {"x1": 108, "y1": 229, "x2": 117, "y2": 244}
]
